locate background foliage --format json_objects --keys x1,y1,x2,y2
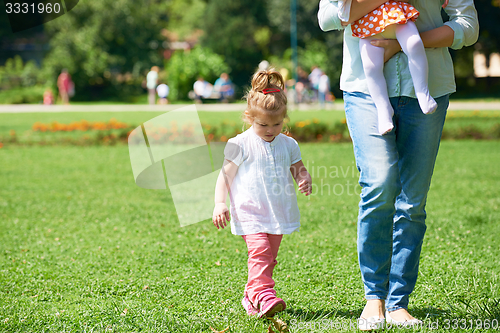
[
  {"x1": 0, "y1": 56, "x2": 46, "y2": 103},
  {"x1": 165, "y1": 46, "x2": 229, "y2": 101},
  {"x1": 0, "y1": 0, "x2": 500, "y2": 101},
  {"x1": 40, "y1": 0, "x2": 169, "y2": 101}
]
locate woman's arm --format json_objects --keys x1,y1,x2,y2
[
  {"x1": 420, "y1": 26, "x2": 454, "y2": 48},
  {"x1": 442, "y1": 0, "x2": 479, "y2": 49},
  {"x1": 318, "y1": 0, "x2": 343, "y2": 31}
]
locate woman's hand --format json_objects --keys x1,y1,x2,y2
[
  {"x1": 213, "y1": 203, "x2": 230, "y2": 229},
  {"x1": 370, "y1": 39, "x2": 402, "y2": 63}
]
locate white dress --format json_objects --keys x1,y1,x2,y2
[{"x1": 224, "y1": 127, "x2": 302, "y2": 236}]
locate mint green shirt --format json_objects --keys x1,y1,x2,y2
[{"x1": 318, "y1": 0, "x2": 479, "y2": 98}]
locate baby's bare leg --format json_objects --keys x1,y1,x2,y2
[
  {"x1": 360, "y1": 37, "x2": 394, "y2": 135},
  {"x1": 395, "y1": 21, "x2": 437, "y2": 114}
]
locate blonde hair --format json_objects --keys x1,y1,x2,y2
[{"x1": 243, "y1": 69, "x2": 289, "y2": 127}]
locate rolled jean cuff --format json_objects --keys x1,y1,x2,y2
[
  {"x1": 364, "y1": 295, "x2": 386, "y2": 301},
  {"x1": 386, "y1": 305, "x2": 407, "y2": 312}
]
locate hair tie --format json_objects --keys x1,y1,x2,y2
[{"x1": 262, "y1": 88, "x2": 280, "y2": 95}]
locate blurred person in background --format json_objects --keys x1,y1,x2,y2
[
  {"x1": 295, "y1": 67, "x2": 311, "y2": 104},
  {"x1": 318, "y1": 72, "x2": 333, "y2": 108},
  {"x1": 258, "y1": 60, "x2": 270, "y2": 71},
  {"x1": 146, "y1": 66, "x2": 159, "y2": 105},
  {"x1": 308, "y1": 66, "x2": 323, "y2": 102},
  {"x1": 193, "y1": 76, "x2": 213, "y2": 103},
  {"x1": 214, "y1": 73, "x2": 234, "y2": 103},
  {"x1": 156, "y1": 82, "x2": 169, "y2": 104},
  {"x1": 43, "y1": 88, "x2": 54, "y2": 105},
  {"x1": 57, "y1": 69, "x2": 73, "y2": 105}
]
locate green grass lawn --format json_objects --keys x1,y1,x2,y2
[{"x1": 1, "y1": 140, "x2": 499, "y2": 332}]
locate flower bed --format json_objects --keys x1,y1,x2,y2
[
  {"x1": 1, "y1": 114, "x2": 499, "y2": 147},
  {"x1": 2, "y1": 119, "x2": 136, "y2": 146}
]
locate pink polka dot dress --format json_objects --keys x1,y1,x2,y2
[{"x1": 352, "y1": 1, "x2": 420, "y2": 38}]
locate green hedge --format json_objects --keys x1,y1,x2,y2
[{"x1": 0, "y1": 86, "x2": 47, "y2": 104}]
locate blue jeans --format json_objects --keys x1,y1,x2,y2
[
  {"x1": 319, "y1": 91, "x2": 326, "y2": 108},
  {"x1": 344, "y1": 91, "x2": 448, "y2": 312}
]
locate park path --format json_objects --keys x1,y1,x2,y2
[{"x1": 0, "y1": 101, "x2": 499, "y2": 113}]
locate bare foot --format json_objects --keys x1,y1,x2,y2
[
  {"x1": 386, "y1": 308, "x2": 416, "y2": 321},
  {"x1": 360, "y1": 299, "x2": 385, "y2": 319}
]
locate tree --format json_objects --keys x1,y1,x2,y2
[
  {"x1": 473, "y1": 0, "x2": 500, "y2": 57},
  {"x1": 164, "y1": 0, "x2": 206, "y2": 40},
  {"x1": 165, "y1": 46, "x2": 229, "y2": 101},
  {"x1": 446, "y1": 0, "x2": 500, "y2": 94},
  {"x1": 266, "y1": 0, "x2": 326, "y2": 50},
  {"x1": 0, "y1": 11, "x2": 46, "y2": 67},
  {"x1": 41, "y1": 0, "x2": 169, "y2": 100},
  {"x1": 201, "y1": 0, "x2": 270, "y2": 92},
  {"x1": 266, "y1": 0, "x2": 344, "y2": 93}
]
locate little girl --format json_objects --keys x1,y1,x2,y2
[
  {"x1": 339, "y1": 0, "x2": 447, "y2": 135},
  {"x1": 212, "y1": 69, "x2": 312, "y2": 319}
]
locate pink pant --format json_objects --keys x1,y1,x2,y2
[{"x1": 242, "y1": 233, "x2": 283, "y2": 307}]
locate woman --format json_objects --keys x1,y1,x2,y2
[
  {"x1": 57, "y1": 69, "x2": 72, "y2": 105},
  {"x1": 318, "y1": 0, "x2": 478, "y2": 329}
]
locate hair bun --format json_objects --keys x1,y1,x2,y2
[
  {"x1": 244, "y1": 68, "x2": 288, "y2": 121},
  {"x1": 251, "y1": 69, "x2": 285, "y2": 92}
]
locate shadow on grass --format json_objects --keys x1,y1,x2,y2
[
  {"x1": 444, "y1": 297, "x2": 500, "y2": 320},
  {"x1": 284, "y1": 307, "x2": 361, "y2": 321},
  {"x1": 285, "y1": 302, "x2": 500, "y2": 322}
]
